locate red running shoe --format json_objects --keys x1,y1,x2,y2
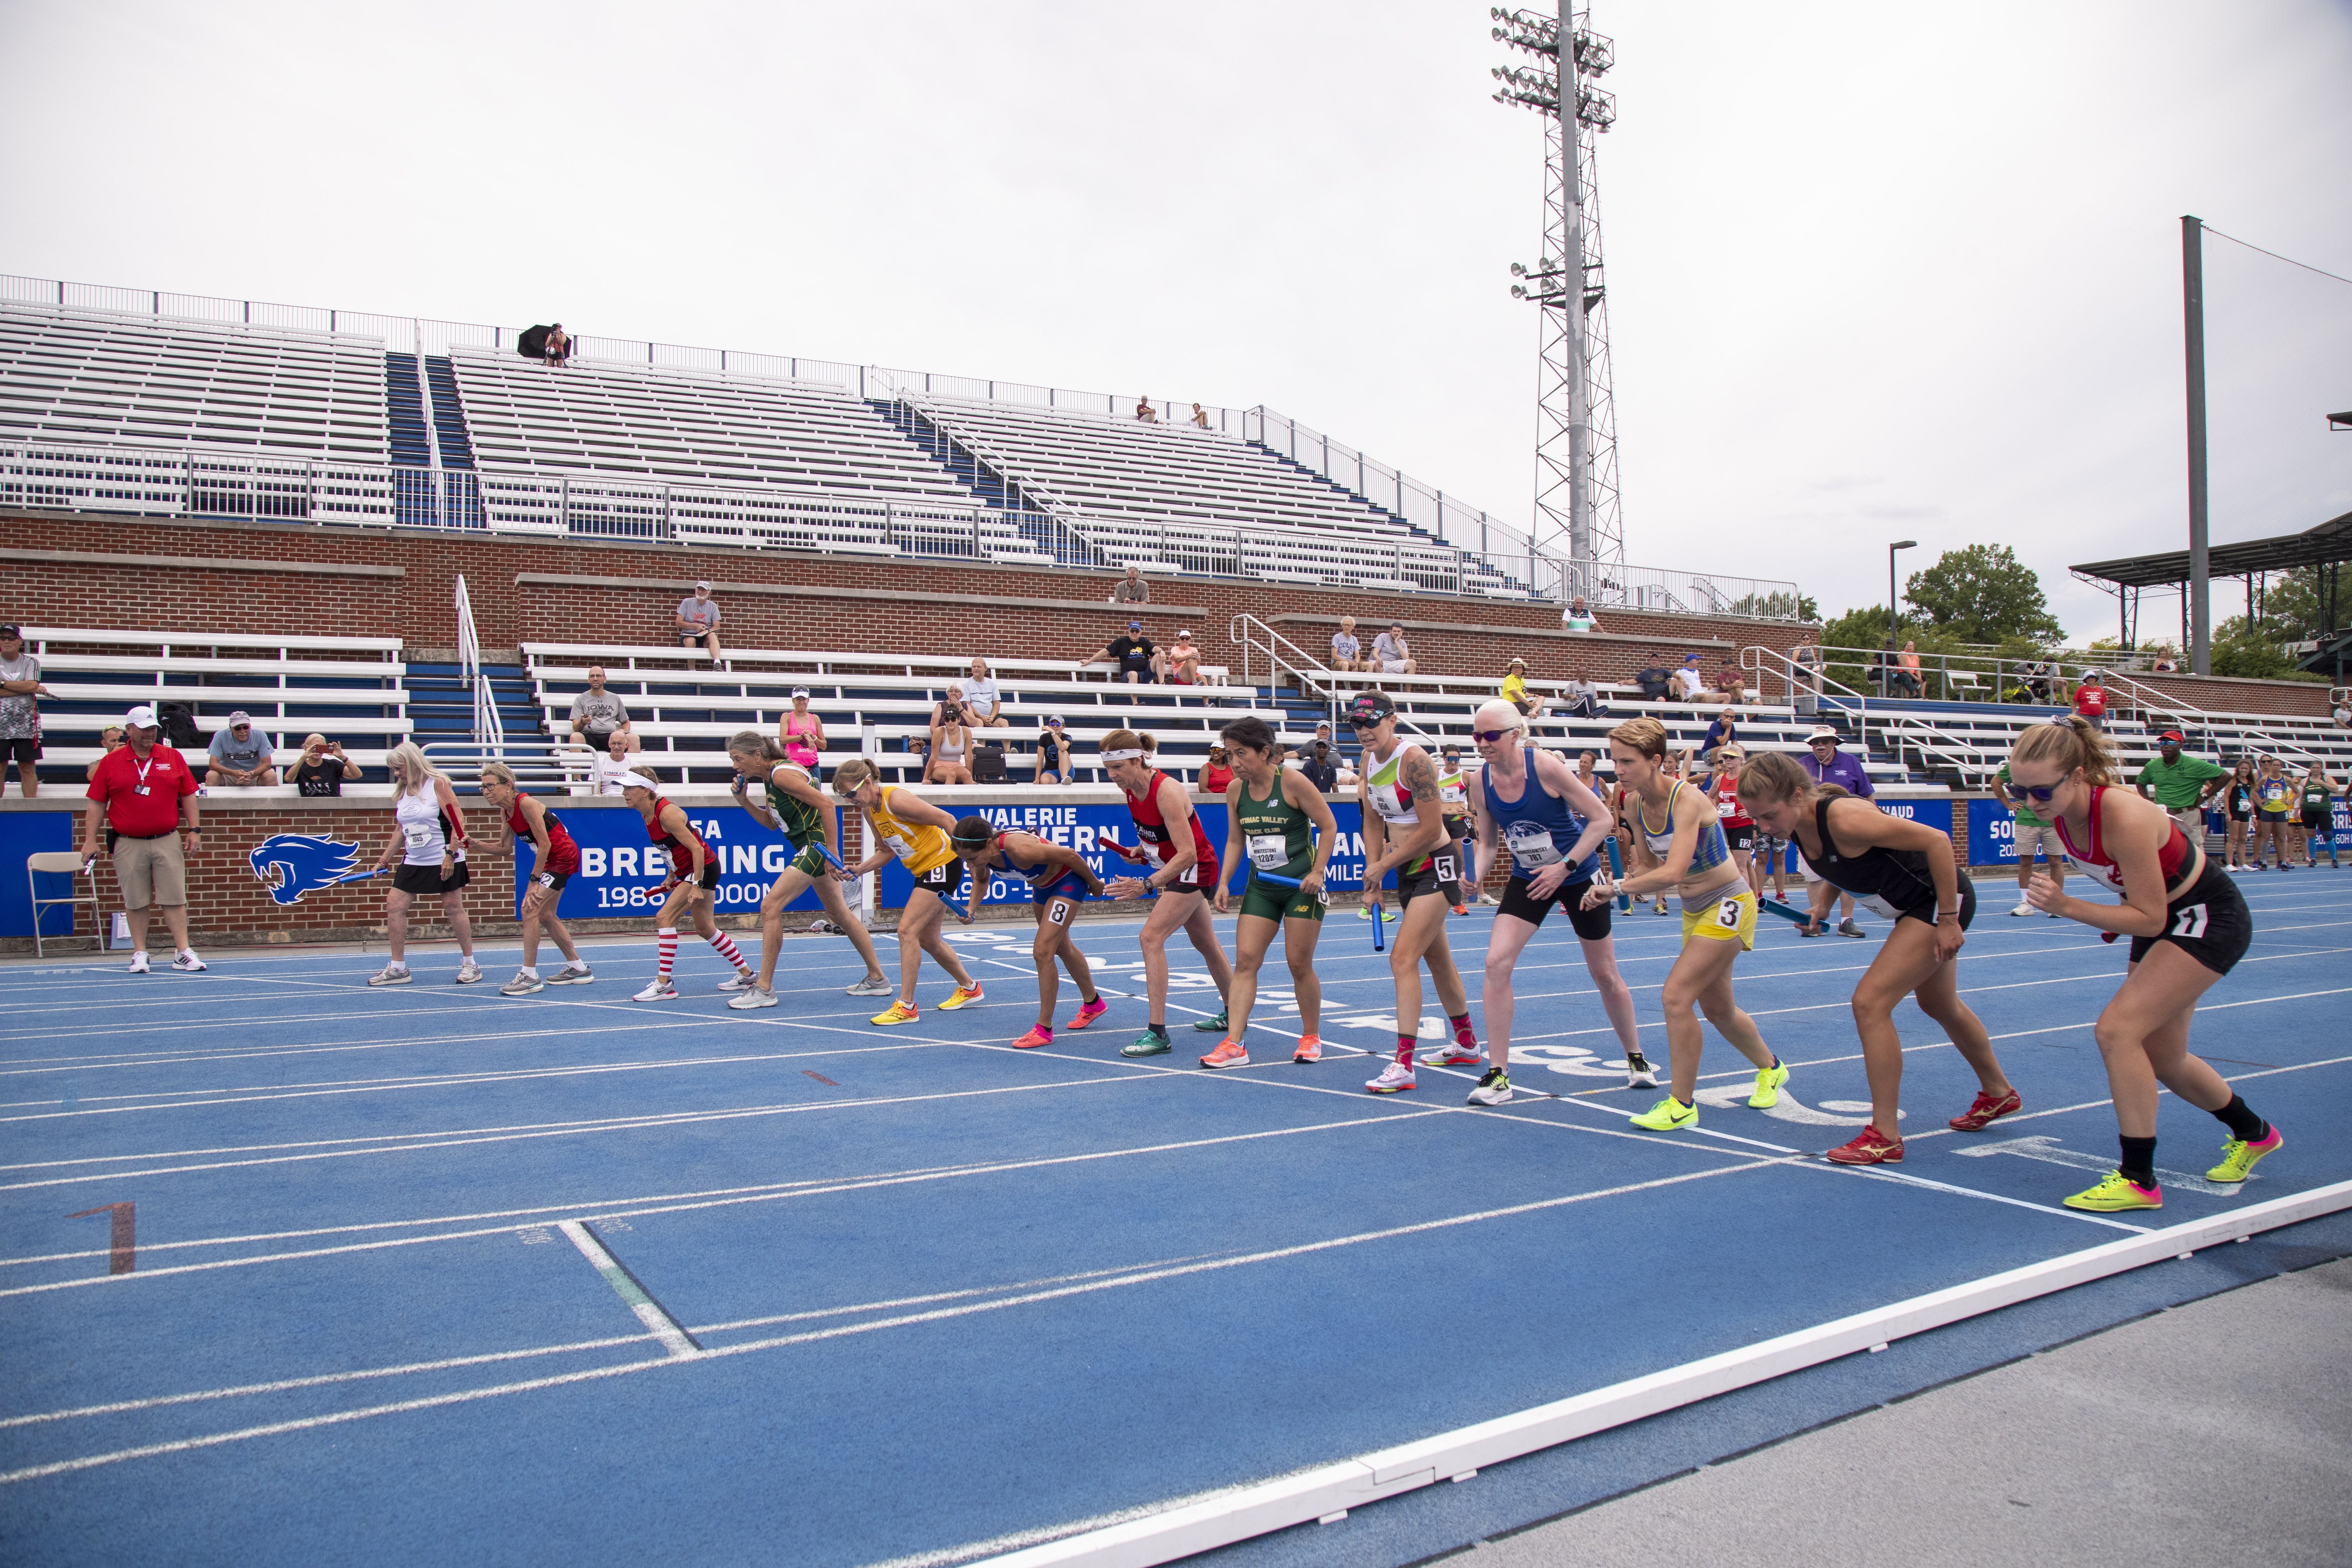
[
  {"x1": 1067, "y1": 996, "x2": 1110, "y2": 1031},
  {"x1": 1826, "y1": 1126, "x2": 1904, "y2": 1165},
  {"x1": 1948, "y1": 1087, "x2": 2022, "y2": 1132},
  {"x1": 1012, "y1": 1025, "x2": 1053, "y2": 1049}
]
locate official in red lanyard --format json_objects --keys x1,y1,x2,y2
[{"x1": 78, "y1": 705, "x2": 206, "y2": 974}]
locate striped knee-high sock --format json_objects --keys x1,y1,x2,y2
[
  {"x1": 706, "y1": 930, "x2": 745, "y2": 969},
  {"x1": 657, "y1": 927, "x2": 679, "y2": 979}
]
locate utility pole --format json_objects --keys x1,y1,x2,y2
[{"x1": 2181, "y1": 216, "x2": 2211, "y2": 676}]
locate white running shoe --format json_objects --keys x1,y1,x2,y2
[
  {"x1": 546, "y1": 964, "x2": 594, "y2": 985},
  {"x1": 846, "y1": 975, "x2": 892, "y2": 997},
  {"x1": 368, "y1": 965, "x2": 413, "y2": 986},
  {"x1": 2047, "y1": 909, "x2": 2062, "y2": 918},
  {"x1": 717, "y1": 971, "x2": 758, "y2": 992},
  {"x1": 1366, "y1": 1061, "x2": 1417, "y2": 1094},
  {"x1": 500, "y1": 971, "x2": 545, "y2": 996},
  {"x1": 634, "y1": 979, "x2": 680, "y2": 1002},
  {"x1": 126, "y1": 950, "x2": 150, "y2": 974},
  {"x1": 2009, "y1": 900, "x2": 2035, "y2": 917},
  {"x1": 727, "y1": 985, "x2": 779, "y2": 1010},
  {"x1": 454, "y1": 961, "x2": 484, "y2": 985},
  {"x1": 171, "y1": 950, "x2": 207, "y2": 973},
  {"x1": 1625, "y1": 1054, "x2": 1660, "y2": 1090}
]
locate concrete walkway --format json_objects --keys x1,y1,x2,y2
[{"x1": 1465, "y1": 1258, "x2": 2352, "y2": 1568}]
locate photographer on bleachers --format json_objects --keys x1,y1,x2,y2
[
  {"x1": 568, "y1": 666, "x2": 632, "y2": 753},
  {"x1": 206, "y1": 711, "x2": 278, "y2": 788},
  {"x1": 290, "y1": 735, "x2": 362, "y2": 797},
  {"x1": 0, "y1": 622, "x2": 55, "y2": 798},
  {"x1": 1088, "y1": 622, "x2": 1157, "y2": 685},
  {"x1": 675, "y1": 581, "x2": 724, "y2": 663},
  {"x1": 544, "y1": 323, "x2": 570, "y2": 367},
  {"x1": 1110, "y1": 565, "x2": 1151, "y2": 605}
]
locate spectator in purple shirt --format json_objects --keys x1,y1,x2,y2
[{"x1": 1797, "y1": 726, "x2": 1874, "y2": 938}]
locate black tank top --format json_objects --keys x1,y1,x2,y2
[{"x1": 1798, "y1": 798, "x2": 1946, "y2": 921}]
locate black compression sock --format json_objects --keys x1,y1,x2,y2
[
  {"x1": 2213, "y1": 1094, "x2": 2269, "y2": 1143},
  {"x1": 1144, "y1": 1021, "x2": 1169, "y2": 1039},
  {"x1": 2118, "y1": 1135, "x2": 2157, "y2": 1188}
]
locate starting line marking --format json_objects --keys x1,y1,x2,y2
[{"x1": 559, "y1": 1220, "x2": 701, "y2": 1360}]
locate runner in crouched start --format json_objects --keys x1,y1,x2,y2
[
  {"x1": 1203, "y1": 715, "x2": 1339, "y2": 1069},
  {"x1": 950, "y1": 816, "x2": 1107, "y2": 1049},
  {"x1": 1738, "y1": 750, "x2": 2020, "y2": 1163},
  {"x1": 829, "y1": 760, "x2": 985, "y2": 1026},
  {"x1": 1352, "y1": 690, "x2": 1481, "y2": 1094},
  {"x1": 724, "y1": 732, "x2": 892, "y2": 1009},
  {"x1": 480, "y1": 762, "x2": 593, "y2": 994},
  {"x1": 621, "y1": 773, "x2": 757, "y2": 1001},
  {"x1": 1099, "y1": 730, "x2": 1236, "y2": 1058},
  {"x1": 1465, "y1": 700, "x2": 1645, "y2": 1106},
  {"x1": 2010, "y1": 716, "x2": 2281, "y2": 1210}
]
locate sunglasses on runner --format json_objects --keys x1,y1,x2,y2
[
  {"x1": 2015, "y1": 782, "x2": 2063, "y2": 803},
  {"x1": 1471, "y1": 728, "x2": 1516, "y2": 744}
]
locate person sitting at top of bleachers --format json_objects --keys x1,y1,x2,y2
[
  {"x1": 1134, "y1": 396, "x2": 1158, "y2": 424},
  {"x1": 676, "y1": 581, "x2": 724, "y2": 663},
  {"x1": 961, "y1": 659, "x2": 1008, "y2": 727},
  {"x1": 0, "y1": 622, "x2": 52, "y2": 799},
  {"x1": 543, "y1": 323, "x2": 570, "y2": 366},
  {"x1": 1330, "y1": 617, "x2": 1367, "y2": 672},
  {"x1": 1088, "y1": 622, "x2": 1158, "y2": 685},
  {"x1": 1190, "y1": 402, "x2": 1211, "y2": 429},
  {"x1": 1559, "y1": 595, "x2": 1603, "y2": 633},
  {"x1": 1110, "y1": 565, "x2": 1151, "y2": 604},
  {"x1": 590, "y1": 729, "x2": 644, "y2": 796},
  {"x1": 569, "y1": 666, "x2": 632, "y2": 752},
  {"x1": 207, "y1": 711, "x2": 278, "y2": 788},
  {"x1": 1156, "y1": 631, "x2": 1202, "y2": 686},
  {"x1": 1672, "y1": 654, "x2": 1733, "y2": 708},
  {"x1": 1372, "y1": 623, "x2": 1417, "y2": 676}
]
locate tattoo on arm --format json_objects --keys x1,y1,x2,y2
[{"x1": 1400, "y1": 750, "x2": 1438, "y2": 809}]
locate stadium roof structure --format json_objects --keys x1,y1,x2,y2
[{"x1": 2072, "y1": 506, "x2": 2352, "y2": 589}]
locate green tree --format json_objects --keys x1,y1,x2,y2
[{"x1": 1902, "y1": 544, "x2": 2062, "y2": 644}]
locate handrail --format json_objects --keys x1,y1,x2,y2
[
  {"x1": 1741, "y1": 645, "x2": 1868, "y2": 724},
  {"x1": 454, "y1": 573, "x2": 479, "y2": 682},
  {"x1": 1228, "y1": 614, "x2": 1344, "y2": 732}
]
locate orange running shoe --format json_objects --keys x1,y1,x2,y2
[
  {"x1": 1292, "y1": 1034, "x2": 1322, "y2": 1063},
  {"x1": 939, "y1": 982, "x2": 983, "y2": 1011},
  {"x1": 1200, "y1": 1037, "x2": 1250, "y2": 1069},
  {"x1": 1825, "y1": 1126, "x2": 1904, "y2": 1165},
  {"x1": 1067, "y1": 996, "x2": 1109, "y2": 1031},
  {"x1": 1013, "y1": 1025, "x2": 1053, "y2": 1049},
  {"x1": 1948, "y1": 1088, "x2": 2022, "y2": 1132}
]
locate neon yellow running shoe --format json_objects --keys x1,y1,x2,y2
[
  {"x1": 2062, "y1": 1171, "x2": 2162, "y2": 1212},
  {"x1": 2206, "y1": 1126, "x2": 2282, "y2": 1183},
  {"x1": 1748, "y1": 1061, "x2": 1789, "y2": 1108},
  {"x1": 869, "y1": 1000, "x2": 920, "y2": 1027},
  {"x1": 1629, "y1": 1096, "x2": 1698, "y2": 1132}
]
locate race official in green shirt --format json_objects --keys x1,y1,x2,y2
[{"x1": 2134, "y1": 729, "x2": 2230, "y2": 848}]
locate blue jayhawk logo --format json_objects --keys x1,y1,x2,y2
[{"x1": 250, "y1": 834, "x2": 363, "y2": 905}]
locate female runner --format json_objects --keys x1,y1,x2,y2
[
  {"x1": 1591, "y1": 718, "x2": 1784, "y2": 1130},
  {"x1": 829, "y1": 759, "x2": 985, "y2": 1025},
  {"x1": 1202, "y1": 715, "x2": 1338, "y2": 1069},
  {"x1": 2221, "y1": 758, "x2": 2256, "y2": 870},
  {"x1": 2298, "y1": 762, "x2": 2343, "y2": 868},
  {"x1": 949, "y1": 816, "x2": 1107, "y2": 1049},
  {"x1": 1740, "y1": 752, "x2": 2020, "y2": 1163},
  {"x1": 1351, "y1": 691, "x2": 1480, "y2": 1094},
  {"x1": 1466, "y1": 700, "x2": 1646, "y2": 1106},
  {"x1": 366, "y1": 742, "x2": 481, "y2": 986},
  {"x1": 1706, "y1": 743, "x2": 1757, "y2": 889},
  {"x1": 723, "y1": 732, "x2": 892, "y2": 1009},
  {"x1": 2012, "y1": 716, "x2": 2281, "y2": 1209},
  {"x1": 480, "y1": 762, "x2": 593, "y2": 994},
  {"x1": 619, "y1": 773, "x2": 758, "y2": 1001},
  {"x1": 1436, "y1": 743, "x2": 1476, "y2": 915},
  {"x1": 1098, "y1": 730, "x2": 1236, "y2": 1058},
  {"x1": 2252, "y1": 756, "x2": 2294, "y2": 869}
]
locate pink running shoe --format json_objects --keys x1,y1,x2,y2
[
  {"x1": 1013, "y1": 1025, "x2": 1053, "y2": 1049},
  {"x1": 1067, "y1": 996, "x2": 1110, "y2": 1031}
]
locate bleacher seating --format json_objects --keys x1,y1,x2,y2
[{"x1": 1840, "y1": 697, "x2": 2352, "y2": 789}]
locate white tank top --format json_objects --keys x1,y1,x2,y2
[
  {"x1": 395, "y1": 786, "x2": 460, "y2": 866},
  {"x1": 1363, "y1": 744, "x2": 1421, "y2": 825}
]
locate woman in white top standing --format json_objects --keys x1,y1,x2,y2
[{"x1": 368, "y1": 742, "x2": 481, "y2": 985}]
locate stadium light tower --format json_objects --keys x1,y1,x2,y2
[{"x1": 1492, "y1": 3, "x2": 1622, "y2": 598}]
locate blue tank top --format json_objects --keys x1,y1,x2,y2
[
  {"x1": 1636, "y1": 781, "x2": 1734, "y2": 881},
  {"x1": 1480, "y1": 748, "x2": 1599, "y2": 882}
]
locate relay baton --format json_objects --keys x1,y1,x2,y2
[
  {"x1": 1253, "y1": 870, "x2": 1304, "y2": 889},
  {"x1": 327, "y1": 868, "x2": 387, "y2": 888},
  {"x1": 1606, "y1": 839, "x2": 1629, "y2": 913},
  {"x1": 1757, "y1": 895, "x2": 1812, "y2": 926},
  {"x1": 1368, "y1": 871, "x2": 1388, "y2": 953}
]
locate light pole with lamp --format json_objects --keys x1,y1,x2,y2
[{"x1": 1888, "y1": 540, "x2": 1917, "y2": 634}]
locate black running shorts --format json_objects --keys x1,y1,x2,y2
[
  {"x1": 1499, "y1": 874, "x2": 1613, "y2": 940},
  {"x1": 2127, "y1": 860, "x2": 2252, "y2": 976}
]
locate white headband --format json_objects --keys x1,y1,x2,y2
[
  {"x1": 1101, "y1": 748, "x2": 1145, "y2": 763},
  {"x1": 618, "y1": 772, "x2": 662, "y2": 792}
]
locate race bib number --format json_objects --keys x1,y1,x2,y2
[
  {"x1": 1717, "y1": 896, "x2": 1743, "y2": 929},
  {"x1": 403, "y1": 826, "x2": 434, "y2": 848},
  {"x1": 1859, "y1": 893, "x2": 1906, "y2": 921},
  {"x1": 534, "y1": 872, "x2": 555, "y2": 889},
  {"x1": 1172, "y1": 862, "x2": 1198, "y2": 887},
  {"x1": 1433, "y1": 854, "x2": 1458, "y2": 883},
  {"x1": 882, "y1": 831, "x2": 916, "y2": 858},
  {"x1": 2169, "y1": 903, "x2": 2209, "y2": 939},
  {"x1": 1046, "y1": 899, "x2": 1074, "y2": 927},
  {"x1": 1505, "y1": 820, "x2": 1562, "y2": 872},
  {"x1": 1247, "y1": 834, "x2": 1289, "y2": 870}
]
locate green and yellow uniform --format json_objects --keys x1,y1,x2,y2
[
  {"x1": 764, "y1": 763, "x2": 832, "y2": 876},
  {"x1": 1236, "y1": 773, "x2": 1325, "y2": 923}
]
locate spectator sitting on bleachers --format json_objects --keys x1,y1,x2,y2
[
  {"x1": 1673, "y1": 654, "x2": 1732, "y2": 707},
  {"x1": 1296, "y1": 739, "x2": 1339, "y2": 794},
  {"x1": 1559, "y1": 595, "x2": 1602, "y2": 633},
  {"x1": 1790, "y1": 629, "x2": 1825, "y2": 713},
  {"x1": 1716, "y1": 657, "x2": 1750, "y2": 704},
  {"x1": 1634, "y1": 654, "x2": 1673, "y2": 702},
  {"x1": 290, "y1": 734, "x2": 362, "y2": 797},
  {"x1": 1156, "y1": 631, "x2": 1202, "y2": 686},
  {"x1": 1134, "y1": 396, "x2": 1157, "y2": 424},
  {"x1": 1894, "y1": 639, "x2": 1924, "y2": 698},
  {"x1": 1110, "y1": 565, "x2": 1151, "y2": 604},
  {"x1": 2334, "y1": 699, "x2": 2350, "y2": 730},
  {"x1": 1372, "y1": 623, "x2": 1417, "y2": 675},
  {"x1": 569, "y1": 666, "x2": 631, "y2": 752},
  {"x1": 1330, "y1": 616, "x2": 1366, "y2": 672},
  {"x1": 1035, "y1": 716, "x2": 1073, "y2": 784},
  {"x1": 86, "y1": 724, "x2": 124, "y2": 783},
  {"x1": 1562, "y1": 664, "x2": 1605, "y2": 720},
  {"x1": 1500, "y1": 658, "x2": 1546, "y2": 720},
  {"x1": 1700, "y1": 709, "x2": 1741, "y2": 760},
  {"x1": 590, "y1": 729, "x2": 644, "y2": 796},
  {"x1": 2072, "y1": 670, "x2": 2108, "y2": 728},
  {"x1": 1088, "y1": 622, "x2": 1157, "y2": 685},
  {"x1": 676, "y1": 581, "x2": 724, "y2": 663},
  {"x1": 1190, "y1": 402, "x2": 1211, "y2": 429},
  {"x1": 962, "y1": 659, "x2": 1008, "y2": 727},
  {"x1": 929, "y1": 707, "x2": 973, "y2": 784},
  {"x1": 780, "y1": 689, "x2": 826, "y2": 779},
  {"x1": 930, "y1": 684, "x2": 967, "y2": 738},
  {"x1": 0, "y1": 622, "x2": 55, "y2": 798},
  {"x1": 1333, "y1": 742, "x2": 1361, "y2": 792},
  {"x1": 207, "y1": 711, "x2": 278, "y2": 787},
  {"x1": 544, "y1": 323, "x2": 570, "y2": 367}
]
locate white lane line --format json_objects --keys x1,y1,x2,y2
[
  {"x1": 1793, "y1": 1160, "x2": 2153, "y2": 1233},
  {"x1": 558, "y1": 1221, "x2": 701, "y2": 1359},
  {"x1": 0, "y1": 1160, "x2": 1781, "y2": 1487}
]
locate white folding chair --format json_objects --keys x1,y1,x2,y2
[{"x1": 26, "y1": 850, "x2": 104, "y2": 958}]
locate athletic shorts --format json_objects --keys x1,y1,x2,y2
[
  {"x1": 1395, "y1": 850, "x2": 1463, "y2": 906},
  {"x1": 112, "y1": 833, "x2": 186, "y2": 908},
  {"x1": 2127, "y1": 860, "x2": 2251, "y2": 976},
  {"x1": 1681, "y1": 886, "x2": 1758, "y2": 950},
  {"x1": 2258, "y1": 809, "x2": 2290, "y2": 823},
  {"x1": 1031, "y1": 870, "x2": 1088, "y2": 907},
  {"x1": 2300, "y1": 812, "x2": 2332, "y2": 834},
  {"x1": 393, "y1": 860, "x2": 471, "y2": 897},
  {"x1": 1240, "y1": 875, "x2": 1326, "y2": 924},
  {"x1": 782, "y1": 841, "x2": 829, "y2": 877},
  {"x1": 527, "y1": 867, "x2": 573, "y2": 893},
  {"x1": 912, "y1": 859, "x2": 961, "y2": 895},
  {"x1": 2226, "y1": 803, "x2": 2252, "y2": 823},
  {"x1": 1, "y1": 736, "x2": 38, "y2": 765},
  {"x1": 1498, "y1": 875, "x2": 1612, "y2": 940},
  {"x1": 1722, "y1": 824, "x2": 1756, "y2": 852},
  {"x1": 1858, "y1": 874, "x2": 1976, "y2": 932}
]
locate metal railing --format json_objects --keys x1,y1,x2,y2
[
  {"x1": 453, "y1": 574, "x2": 502, "y2": 750},
  {"x1": 1229, "y1": 615, "x2": 1346, "y2": 729}
]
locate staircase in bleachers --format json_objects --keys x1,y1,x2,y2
[
  {"x1": 423, "y1": 358, "x2": 476, "y2": 469},
  {"x1": 867, "y1": 398, "x2": 1068, "y2": 563},
  {"x1": 407, "y1": 662, "x2": 539, "y2": 750},
  {"x1": 383, "y1": 353, "x2": 431, "y2": 467}
]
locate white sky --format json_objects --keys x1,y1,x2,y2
[{"x1": 3, "y1": 0, "x2": 2347, "y2": 641}]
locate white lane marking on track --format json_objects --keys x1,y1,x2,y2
[
  {"x1": 0, "y1": 1160, "x2": 1782, "y2": 1487},
  {"x1": 558, "y1": 1220, "x2": 702, "y2": 1359},
  {"x1": 1793, "y1": 1159, "x2": 2154, "y2": 1233},
  {"x1": 1951, "y1": 1135, "x2": 2239, "y2": 1197}
]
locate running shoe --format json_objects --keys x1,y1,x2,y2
[
  {"x1": 1948, "y1": 1087, "x2": 2022, "y2": 1132},
  {"x1": 939, "y1": 982, "x2": 983, "y2": 1011},
  {"x1": 2063, "y1": 1171, "x2": 2162, "y2": 1212},
  {"x1": 1365, "y1": 1061, "x2": 1416, "y2": 1094},
  {"x1": 2206, "y1": 1126, "x2": 2283, "y2": 1183},
  {"x1": 453, "y1": 960, "x2": 482, "y2": 984},
  {"x1": 1452, "y1": 903, "x2": 1469, "y2": 917},
  {"x1": 1825, "y1": 1126, "x2": 1904, "y2": 1165},
  {"x1": 1192, "y1": 1007, "x2": 1229, "y2": 1033},
  {"x1": 546, "y1": 964, "x2": 594, "y2": 985},
  {"x1": 718, "y1": 971, "x2": 758, "y2": 992},
  {"x1": 2009, "y1": 900, "x2": 2036, "y2": 917},
  {"x1": 367, "y1": 965, "x2": 413, "y2": 986},
  {"x1": 1467, "y1": 1067, "x2": 1513, "y2": 1106},
  {"x1": 1068, "y1": 996, "x2": 1109, "y2": 1031},
  {"x1": 1122, "y1": 1029, "x2": 1172, "y2": 1057},
  {"x1": 846, "y1": 974, "x2": 892, "y2": 997},
  {"x1": 1837, "y1": 919, "x2": 1867, "y2": 938},
  {"x1": 1200, "y1": 1038, "x2": 1250, "y2": 1069},
  {"x1": 1629, "y1": 1095, "x2": 1698, "y2": 1132},
  {"x1": 1432, "y1": 1043, "x2": 1484, "y2": 1067},
  {"x1": 727, "y1": 984, "x2": 778, "y2": 1010},
  {"x1": 633, "y1": 979, "x2": 679, "y2": 1002},
  {"x1": 1356, "y1": 905, "x2": 1397, "y2": 923},
  {"x1": 1625, "y1": 1052, "x2": 1659, "y2": 1090},
  {"x1": 500, "y1": 971, "x2": 545, "y2": 996},
  {"x1": 1748, "y1": 1060, "x2": 1790, "y2": 1108},
  {"x1": 1292, "y1": 1034, "x2": 1322, "y2": 1063},
  {"x1": 1798, "y1": 922, "x2": 1823, "y2": 938},
  {"x1": 170, "y1": 951, "x2": 208, "y2": 973},
  {"x1": 1653, "y1": 897, "x2": 1670, "y2": 915},
  {"x1": 870, "y1": 1000, "x2": 920, "y2": 1027},
  {"x1": 126, "y1": 950, "x2": 149, "y2": 974}
]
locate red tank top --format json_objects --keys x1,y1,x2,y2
[
  {"x1": 1124, "y1": 768, "x2": 1219, "y2": 885},
  {"x1": 507, "y1": 790, "x2": 580, "y2": 873},
  {"x1": 2052, "y1": 784, "x2": 2192, "y2": 895},
  {"x1": 1715, "y1": 778, "x2": 1751, "y2": 828},
  {"x1": 648, "y1": 796, "x2": 709, "y2": 877}
]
